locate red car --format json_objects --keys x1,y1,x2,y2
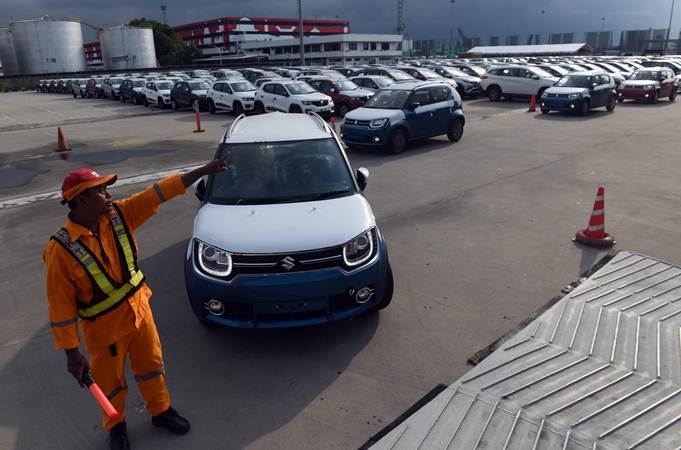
[
  {"x1": 306, "y1": 77, "x2": 375, "y2": 117},
  {"x1": 617, "y1": 68, "x2": 678, "y2": 103}
]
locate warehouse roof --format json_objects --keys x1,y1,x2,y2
[{"x1": 465, "y1": 43, "x2": 593, "y2": 56}]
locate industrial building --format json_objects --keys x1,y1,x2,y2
[
  {"x1": 240, "y1": 34, "x2": 403, "y2": 65},
  {"x1": 464, "y1": 43, "x2": 593, "y2": 57}
]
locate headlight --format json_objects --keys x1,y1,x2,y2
[
  {"x1": 343, "y1": 229, "x2": 375, "y2": 268},
  {"x1": 568, "y1": 92, "x2": 581, "y2": 99},
  {"x1": 197, "y1": 241, "x2": 232, "y2": 277},
  {"x1": 302, "y1": 100, "x2": 314, "y2": 105},
  {"x1": 644, "y1": 85, "x2": 654, "y2": 90},
  {"x1": 369, "y1": 118, "x2": 389, "y2": 129},
  {"x1": 541, "y1": 91, "x2": 549, "y2": 98}
]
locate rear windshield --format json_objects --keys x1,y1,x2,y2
[
  {"x1": 286, "y1": 83, "x2": 316, "y2": 94},
  {"x1": 132, "y1": 80, "x2": 145, "y2": 87},
  {"x1": 230, "y1": 81, "x2": 256, "y2": 92},
  {"x1": 189, "y1": 81, "x2": 210, "y2": 90}
]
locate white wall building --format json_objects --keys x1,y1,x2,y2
[{"x1": 240, "y1": 33, "x2": 403, "y2": 65}]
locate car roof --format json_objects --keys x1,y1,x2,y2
[
  {"x1": 568, "y1": 70, "x2": 607, "y2": 76},
  {"x1": 378, "y1": 80, "x2": 449, "y2": 91},
  {"x1": 223, "y1": 112, "x2": 332, "y2": 144}
]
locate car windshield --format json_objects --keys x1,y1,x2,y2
[
  {"x1": 287, "y1": 83, "x2": 316, "y2": 94},
  {"x1": 555, "y1": 75, "x2": 592, "y2": 87},
  {"x1": 631, "y1": 71, "x2": 663, "y2": 80},
  {"x1": 374, "y1": 77, "x2": 395, "y2": 87},
  {"x1": 530, "y1": 67, "x2": 555, "y2": 79},
  {"x1": 417, "y1": 68, "x2": 440, "y2": 78},
  {"x1": 387, "y1": 70, "x2": 413, "y2": 81},
  {"x1": 207, "y1": 139, "x2": 355, "y2": 205},
  {"x1": 132, "y1": 80, "x2": 145, "y2": 87},
  {"x1": 156, "y1": 82, "x2": 173, "y2": 89},
  {"x1": 110, "y1": 78, "x2": 123, "y2": 84},
  {"x1": 189, "y1": 81, "x2": 209, "y2": 90},
  {"x1": 231, "y1": 81, "x2": 256, "y2": 92},
  {"x1": 336, "y1": 80, "x2": 359, "y2": 90},
  {"x1": 363, "y1": 89, "x2": 410, "y2": 109},
  {"x1": 440, "y1": 67, "x2": 469, "y2": 77}
]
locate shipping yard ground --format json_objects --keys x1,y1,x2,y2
[{"x1": 1, "y1": 91, "x2": 680, "y2": 449}]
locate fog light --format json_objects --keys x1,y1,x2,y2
[
  {"x1": 541, "y1": 102, "x2": 545, "y2": 106},
  {"x1": 570, "y1": 104, "x2": 575, "y2": 109},
  {"x1": 340, "y1": 132, "x2": 344, "y2": 138},
  {"x1": 372, "y1": 136, "x2": 381, "y2": 143},
  {"x1": 355, "y1": 287, "x2": 374, "y2": 304},
  {"x1": 618, "y1": 92, "x2": 622, "y2": 96},
  {"x1": 644, "y1": 94, "x2": 649, "y2": 98},
  {"x1": 205, "y1": 299, "x2": 225, "y2": 316}
]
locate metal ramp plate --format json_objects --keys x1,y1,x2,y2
[{"x1": 371, "y1": 252, "x2": 681, "y2": 450}]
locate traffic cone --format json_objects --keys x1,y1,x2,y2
[
  {"x1": 528, "y1": 95, "x2": 536, "y2": 112},
  {"x1": 574, "y1": 186, "x2": 615, "y2": 248},
  {"x1": 56, "y1": 127, "x2": 71, "y2": 152}
]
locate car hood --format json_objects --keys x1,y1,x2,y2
[
  {"x1": 133, "y1": 87, "x2": 144, "y2": 92},
  {"x1": 345, "y1": 107, "x2": 404, "y2": 121},
  {"x1": 193, "y1": 194, "x2": 375, "y2": 253},
  {"x1": 623, "y1": 80, "x2": 660, "y2": 87},
  {"x1": 192, "y1": 90, "x2": 208, "y2": 96},
  {"x1": 158, "y1": 89, "x2": 171, "y2": 95},
  {"x1": 236, "y1": 91, "x2": 257, "y2": 97},
  {"x1": 545, "y1": 86, "x2": 588, "y2": 95},
  {"x1": 340, "y1": 88, "x2": 374, "y2": 98},
  {"x1": 296, "y1": 92, "x2": 330, "y2": 101}
]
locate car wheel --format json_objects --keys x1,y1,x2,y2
[
  {"x1": 446, "y1": 118, "x2": 464, "y2": 142},
  {"x1": 387, "y1": 128, "x2": 407, "y2": 154},
  {"x1": 606, "y1": 96, "x2": 616, "y2": 112},
  {"x1": 669, "y1": 90, "x2": 676, "y2": 102},
  {"x1": 374, "y1": 264, "x2": 394, "y2": 310},
  {"x1": 579, "y1": 99, "x2": 590, "y2": 116},
  {"x1": 171, "y1": 99, "x2": 179, "y2": 110},
  {"x1": 120, "y1": 94, "x2": 125, "y2": 103},
  {"x1": 652, "y1": 91, "x2": 659, "y2": 104},
  {"x1": 487, "y1": 85, "x2": 502, "y2": 102},
  {"x1": 72, "y1": 93, "x2": 77, "y2": 98},
  {"x1": 338, "y1": 104, "x2": 349, "y2": 117},
  {"x1": 540, "y1": 105, "x2": 550, "y2": 114},
  {"x1": 233, "y1": 101, "x2": 244, "y2": 116},
  {"x1": 254, "y1": 101, "x2": 265, "y2": 114},
  {"x1": 143, "y1": 96, "x2": 149, "y2": 107},
  {"x1": 208, "y1": 100, "x2": 216, "y2": 114},
  {"x1": 289, "y1": 104, "x2": 303, "y2": 113},
  {"x1": 158, "y1": 97, "x2": 164, "y2": 108}
]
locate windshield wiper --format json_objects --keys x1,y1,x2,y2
[
  {"x1": 305, "y1": 189, "x2": 354, "y2": 201},
  {"x1": 235, "y1": 196, "x2": 304, "y2": 205}
]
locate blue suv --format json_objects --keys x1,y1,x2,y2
[
  {"x1": 540, "y1": 71, "x2": 617, "y2": 116},
  {"x1": 340, "y1": 81, "x2": 465, "y2": 154}
]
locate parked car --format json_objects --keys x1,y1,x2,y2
[
  {"x1": 340, "y1": 81, "x2": 464, "y2": 154},
  {"x1": 540, "y1": 71, "x2": 617, "y2": 115},
  {"x1": 47, "y1": 80, "x2": 58, "y2": 93},
  {"x1": 55, "y1": 80, "x2": 68, "y2": 94},
  {"x1": 211, "y1": 69, "x2": 244, "y2": 80},
  {"x1": 254, "y1": 76, "x2": 285, "y2": 88},
  {"x1": 533, "y1": 64, "x2": 570, "y2": 78},
  {"x1": 354, "y1": 67, "x2": 415, "y2": 82},
  {"x1": 617, "y1": 68, "x2": 678, "y2": 103},
  {"x1": 142, "y1": 80, "x2": 175, "y2": 108},
  {"x1": 255, "y1": 80, "x2": 334, "y2": 118},
  {"x1": 70, "y1": 79, "x2": 88, "y2": 98},
  {"x1": 37, "y1": 80, "x2": 47, "y2": 93},
  {"x1": 430, "y1": 66, "x2": 483, "y2": 98},
  {"x1": 102, "y1": 77, "x2": 124, "y2": 100},
  {"x1": 170, "y1": 79, "x2": 211, "y2": 110},
  {"x1": 238, "y1": 68, "x2": 281, "y2": 84},
  {"x1": 185, "y1": 112, "x2": 393, "y2": 328},
  {"x1": 86, "y1": 78, "x2": 104, "y2": 98},
  {"x1": 119, "y1": 78, "x2": 147, "y2": 104},
  {"x1": 268, "y1": 68, "x2": 301, "y2": 78},
  {"x1": 207, "y1": 79, "x2": 257, "y2": 115},
  {"x1": 481, "y1": 65, "x2": 558, "y2": 101},
  {"x1": 306, "y1": 77, "x2": 374, "y2": 117},
  {"x1": 349, "y1": 75, "x2": 395, "y2": 92}
]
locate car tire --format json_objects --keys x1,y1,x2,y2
[
  {"x1": 289, "y1": 104, "x2": 303, "y2": 113},
  {"x1": 143, "y1": 96, "x2": 149, "y2": 107},
  {"x1": 606, "y1": 96, "x2": 616, "y2": 112},
  {"x1": 72, "y1": 93, "x2": 77, "y2": 98},
  {"x1": 652, "y1": 91, "x2": 659, "y2": 104},
  {"x1": 120, "y1": 94, "x2": 125, "y2": 103},
  {"x1": 579, "y1": 99, "x2": 590, "y2": 116},
  {"x1": 158, "y1": 97, "x2": 164, "y2": 108},
  {"x1": 387, "y1": 128, "x2": 407, "y2": 154},
  {"x1": 338, "y1": 104, "x2": 349, "y2": 117},
  {"x1": 233, "y1": 101, "x2": 243, "y2": 116},
  {"x1": 374, "y1": 264, "x2": 394, "y2": 310},
  {"x1": 171, "y1": 99, "x2": 178, "y2": 111},
  {"x1": 208, "y1": 100, "x2": 216, "y2": 114},
  {"x1": 540, "y1": 106, "x2": 550, "y2": 114},
  {"x1": 669, "y1": 90, "x2": 676, "y2": 102},
  {"x1": 254, "y1": 101, "x2": 265, "y2": 114},
  {"x1": 446, "y1": 118, "x2": 464, "y2": 142},
  {"x1": 487, "y1": 85, "x2": 502, "y2": 102}
]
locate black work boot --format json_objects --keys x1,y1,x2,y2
[
  {"x1": 109, "y1": 422, "x2": 131, "y2": 450},
  {"x1": 151, "y1": 406, "x2": 191, "y2": 435}
]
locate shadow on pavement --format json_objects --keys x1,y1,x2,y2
[{"x1": 533, "y1": 110, "x2": 613, "y2": 121}]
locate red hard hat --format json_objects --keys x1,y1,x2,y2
[{"x1": 61, "y1": 168, "x2": 117, "y2": 204}]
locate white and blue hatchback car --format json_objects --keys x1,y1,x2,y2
[{"x1": 185, "y1": 112, "x2": 393, "y2": 328}]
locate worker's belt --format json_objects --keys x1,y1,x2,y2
[{"x1": 51, "y1": 205, "x2": 145, "y2": 320}]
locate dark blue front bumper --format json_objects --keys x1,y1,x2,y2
[
  {"x1": 541, "y1": 97, "x2": 584, "y2": 112},
  {"x1": 184, "y1": 239, "x2": 391, "y2": 328},
  {"x1": 340, "y1": 123, "x2": 393, "y2": 147}
]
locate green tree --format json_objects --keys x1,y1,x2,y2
[{"x1": 129, "y1": 18, "x2": 202, "y2": 66}]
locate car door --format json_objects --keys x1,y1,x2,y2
[
  {"x1": 515, "y1": 68, "x2": 536, "y2": 96},
  {"x1": 261, "y1": 84, "x2": 276, "y2": 110},
  {"x1": 661, "y1": 70, "x2": 674, "y2": 97},
  {"x1": 181, "y1": 82, "x2": 192, "y2": 106},
  {"x1": 272, "y1": 84, "x2": 290, "y2": 112},
  {"x1": 428, "y1": 86, "x2": 453, "y2": 133},
  {"x1": 404, "y1": 88, "x2": 435, "y2": 138},
  {"x1": 590, "y1": 75, "x2": 607, "y2": 107},
  {"x1": 221, "y1": 83, "x2": 235, "y2": 109}
]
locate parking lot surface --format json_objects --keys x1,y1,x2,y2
[{"x1": 1, "y1": 91, "x2": 680, "y2": 449}]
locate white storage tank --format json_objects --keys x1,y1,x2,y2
[
  {"x1": 0, "y1": 28, "x2": 20, "y2": 75},
  {"x1": 10, "y1": 18, "x2": 86, "y2": 74},
  {"x1": 99, "y1": 26, "x2": 157, "y2": 70}
]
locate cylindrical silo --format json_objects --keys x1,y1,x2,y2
[
  {"x1": 10, "y1": 18, "x2": 85, "y2": 74},
  {"x1": 99, "y1": 26, "x2": 157, "y2": 70},
  {"x1": 0, "y1": 28, "x2": 20, "y2": 75}
]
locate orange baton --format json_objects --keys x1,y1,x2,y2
[{"x1": 83, "y1": 370, "x2": 119, "y2": 420}]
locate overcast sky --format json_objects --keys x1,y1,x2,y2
[{"x1": 2, "y1": 0, "x2": 679, "y2": 43}]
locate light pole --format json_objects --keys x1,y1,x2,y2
[
  {"x1": 298, "y1": 0, "x2": 305, "y2": 65},
  {"x1": 160, "y1": 5, "x2": 167, "y2": 25},
  {"x1": 601, "y1": 17, "x2": 605, "y2": 32},
  {"x1": 540, "y1": 10, "x2": 545, "y2": 44},
  {"x1": 664, "y1": 0, "x2": 676, "y2": 54}
]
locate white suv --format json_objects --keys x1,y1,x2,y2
[
  {"x1": 207, "y1": 79, "x2": 257, "y2": 115},
  {"x1": 481, "y1": 65, "x2": 558, "y2": 101},
  {"x1": 255, "y1": 80, "x2": 334, "y2": 118},
  {"x1": 142, "y1": 80, "x2": 175, "y2": 108}
]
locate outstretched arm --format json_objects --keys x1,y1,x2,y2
[{"x1": 181, "y1": 159, "x2": 227, "y2": 188}]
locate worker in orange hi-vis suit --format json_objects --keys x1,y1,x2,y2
[{"x1": 43, "y1": 159, "x2": 226, "y2": 450}]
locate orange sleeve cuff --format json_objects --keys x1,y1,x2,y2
[
  {"x1": 154, "y1": 174, "x2": 186, "y2": 204},
  {"x1": 51, "y1": 325, "x2": 80, "y2": 350}
]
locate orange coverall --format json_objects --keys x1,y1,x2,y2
[{"x1": 43, "y1": 174, "x2": 185, "y2": 430}]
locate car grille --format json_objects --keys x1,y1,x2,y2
[
  {"x1": 344, "y1": 119, "x2": 371, "y2": 126},
  {"x1": 231, "y1": 246, "x2": 344, "y2": 275},
  {"x1": 311, "y1": 99, "x2": 328, "y2": 106},
  {"x1": 546, "y1": 93, "x2": 570, "y2": 98}
]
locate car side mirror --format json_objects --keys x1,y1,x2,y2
[
  {"x1": 407, "y1": 102, "x2": 420, "y2": 111},
  {"x1": 195, "y1": 179, "x2": 206, "y2": 201},
  {"x1": 356, "y1": 167, "x2": 369, "y2": 191}
]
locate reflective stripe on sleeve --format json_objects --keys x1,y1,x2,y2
[
  {"x1": 134, "y1": 364, "x2": 165, "y2": 382},
  {"x1": 153, "y1": 183, "x2": 167, "y2": 203},
  {"x1": 50, "y1": 317, "x2": 78, "y2": 327}
]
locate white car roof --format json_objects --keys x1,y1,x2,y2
[
  {"x1": 377, "y1": 80, "x2": 449, "y2": 91},
  {"x1": 224, "y1": 112, "x2": 332, "y2": 144}
]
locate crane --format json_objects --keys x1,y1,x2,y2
[{"x1": 396, "y1": 0, "x2": 406, "y2": 35}]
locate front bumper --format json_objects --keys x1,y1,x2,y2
[
  {"x1": 618, "y1": 88, "x2": 655, "y2": 100},
  {"x1": 340, "y1": 123, "x2": 392, "y2": 147},
  {"x1": 184, "y1": 239, "x2": 390, "y2": 328},
  {"x1": 303, "y1": 103, "x2": 334, "y2": 117},
  {"x1": 540, "y1": 97, "x2": 584, "y2": 112},
  {"x1": 461, "y1": 83, "x2": 482, "y2": 97}
]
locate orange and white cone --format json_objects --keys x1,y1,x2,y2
[
  {"x1": 528, "y1": 95, "x2": 536, "y2": 112},
  {"x1": 56, "y1": 127, "x2": 71, "y2": 152},
  {"x1": 574, "y1": 186, "x2": 615, "y2": 247}
]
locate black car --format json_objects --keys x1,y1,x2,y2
[
  {"x1": 86, "y1": 78, "x2": 104, "y2": 98},
  {"x1": 170, "y1": 80, "x2": 211, "y2": 111},
  {"x1": 119, "y1": 78, "x2": 147, "y2": 104}
]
